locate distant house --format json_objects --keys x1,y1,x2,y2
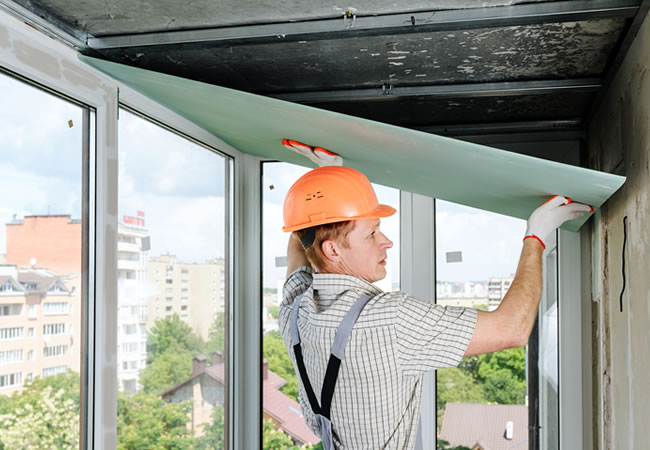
[
  {"x1": 440, "y1": 403, "x2": 528, "y2": 450},
  {"x1": 162, "y1": 352, "x2": 319, "y2": 446}
]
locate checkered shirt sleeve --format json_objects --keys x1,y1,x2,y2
[{"x1": 396, "y1": 294, "x2": 477, "y2": 374}]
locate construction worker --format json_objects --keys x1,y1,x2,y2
[{"x1": 279, "y1": 166, "x2": 591, "y2": 449}]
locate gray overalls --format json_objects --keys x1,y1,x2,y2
[{"x1": 290, "y1": 292, "x2": 373, "y2": 450}]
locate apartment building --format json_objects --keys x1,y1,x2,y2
[
  {"x1": 117, "y1": 218, "x2": 150, "y2": 392},
  {"x1": 488, "y1": 277, "x2": 514, "y2": 311},
  {"x1": 0, "y1": 265, "x2": 79, "y2": 395},
  {"x1": 146, "y1": 255, "x2": 225, "y2": 340}
]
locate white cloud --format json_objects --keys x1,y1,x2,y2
[{"x1": 436, "y1": 201, "x2": 526, "y2": 281}]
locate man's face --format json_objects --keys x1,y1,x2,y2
[{"x1": 333, "y1": 218, "x2": 393, "y2": 283}]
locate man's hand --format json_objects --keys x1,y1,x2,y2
[
  {"x1": 524, "y1": 195, "x2": 593, "y2": 248},
  {"x1": 464, "y1": 195, "x2": 592, "y2": 356}
]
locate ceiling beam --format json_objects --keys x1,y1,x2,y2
[
  {"x1": 0, "y1": 0, "x2": 87, "y2": 48},
  {"x1": 415, "y1": 119, "x2": 584, "y2": 135},
  {"x1": 86, "y1": 0, "x2": 640, "y2": 50},
  {"x1": 268, "y1": 79, "x2": 602, "y2": 103}
]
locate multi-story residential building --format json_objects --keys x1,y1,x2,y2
[
  {"x1": 6, "y1": 215, "x2": 81, "y2": 274},
  {"x1": 117, "y1": 217, "x2": 150, "y2": 392},
  {"x1": 146, "y1": 255, "x2": 225, "y2": 340},
  {"x1": 488, "y1": 276, "x2": 514, "y2": 311},
  {"x1": 0, "y1": 265, "x2": 79, "y2": 395}
]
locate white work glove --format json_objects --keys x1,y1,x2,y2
[
  {"x1": 282, "y1": 139, "x2": 343, "y2": 167},
  {"x1": 525, "y1": 195, "x2": 593, "y2": 249}
]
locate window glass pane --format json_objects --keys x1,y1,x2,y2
[
  {"x1": 435, "y1": 200, "x2": 529, "y2": 448},
  {"x1": 117, "y1": 109, "x2": 228, "y2": 448},
  {"x1": 261, "y1": 161, "x2": 400, "y2": 447},
  {"x1": 0, "y1": 70, "x2": 88, "y2": 448}
]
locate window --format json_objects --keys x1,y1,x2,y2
[
  {"x1": 0, "y1": 281, "x2": 16, "y2": 292},
  {"x1": 0, "y1": 327, "x2": 24, "y2": 340},
  {"x1": 43, "y1": 302, "x2": 70, "y2": 315},
  {"x1": 43, "y1": 344, "x2": 68, "y2": 358},
  {"x1": 42, "y1": 366, "x2": 67, "y2": 377},
  {"x1": 261, "y1": 161, "x2": 401, "y2": 446},
  {"x1": 43, "y1": 323, "x2": 67, "y2": 336},
  {"x1": 28, "y1": 304, "x2": 37, "y2": 319},
  {"x1": 117, "y1": 109, "x2": 229, "y2": 447},
  {"x1": 435, "y1": 200, "x2": 529, "y2": 448},
  {"x1": 0, "y1": 70, "x2": 86, "y2": 449},
  {"x1": 0, "y1": 350, "x2": 23, "y2": 365},
  {"x1": 0, "y1": 304, "x2": 23, "y2": 316},
  {"x1": 0, "y1": 372, "x2": 22, "y2": 389}
]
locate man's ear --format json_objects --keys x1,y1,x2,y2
[{"x1": 320, "y1": 239, "x2": 341, "y2": 263}]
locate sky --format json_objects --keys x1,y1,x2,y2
[{"x1": 1, "y1": 69, "x2": 526, "y2": 288}]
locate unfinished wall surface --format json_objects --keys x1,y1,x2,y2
[{"x1": 586, "y1": 13, "x2": 650, "y2": 450}]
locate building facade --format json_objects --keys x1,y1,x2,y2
[
  {"x1": 488, "y1": 277, "x2": 513, "y2": 311},
  {"x1": 116, "y1": 220, "x2": 150, "y2": 392},
  {"x1": 146, "y1": 255, "x2": 224, "y2": 340},
  {"x1": 0, "y1": 265, "x2": 79, "y2": 395}
]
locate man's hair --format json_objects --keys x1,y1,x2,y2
[{"x1": 296, "y1": 221, "x2": 356, "y2": 271}]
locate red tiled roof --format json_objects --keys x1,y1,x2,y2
[
  {"x1": 263, "y1": 380, "x2": 319, "y2": 445},
  {"x1": 440, "y1": 403, "x2": 528, "y2": 450},
  {"x1": 163, "y1": 360, "x2": 319, "y2": 446}
]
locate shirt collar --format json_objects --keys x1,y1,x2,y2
[{"x1": 312, "y1": 272, "x2": 384, "y2": 297}]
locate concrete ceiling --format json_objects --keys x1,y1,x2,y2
[{"x1": 6, "y1": 0, "x2": 649, "y2": 139}]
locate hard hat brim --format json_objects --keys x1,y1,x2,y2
[{"x1": 282, "y1": 203, "x2": 396, "y2": 232}]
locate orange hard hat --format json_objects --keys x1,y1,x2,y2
[{"x1": 283, "y1": 166, "x2": 396, "y2": 232}]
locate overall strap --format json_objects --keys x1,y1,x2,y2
[
  {"x1": 320, "y1": 294, "x2": 372, "y2": 419},
  {"x1": 290, "y1": 293, "x2": 373, "y2": 418}
]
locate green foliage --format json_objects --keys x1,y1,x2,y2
[
  {"x1": 263, "y1": 331, "x2": 299, "y2": 402},
  {"x1": 206, "y1": 311, "x2": 226, "y2": 355},
  {"x1": 147, "y1": 314, "x2": 203, "y2": 363},
  {"x1": 117, "y1": 391, "x2": 193, "y2": 450},
  {"x1": 140, "y1": 342, "x2": 194, "y2": 395},
  {"x1": 196, "y1": 404, "x2": 225, "y2": 449},
  {"x1": 437, "y1": 346, "x2": 527, "y2": 433},
  {"x1": 0, "y1": 370, "x2": 80, "y2": 449},
  {"x1": 263, "y1": 420, "x2": 297, "y2": 449},
  {"x1": 268, "y1": 305, "x2": 279, "y2": 319},
  {"x1": 437, "y1": 440, "x2": 471, "y2": 450},
  {"x1": 477, "y1": 347, "x2": 526, "y2": 383},
  {"x1": 476, "y1": 347, "x2": 526, "y2": 405}
]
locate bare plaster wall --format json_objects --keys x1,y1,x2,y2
[{"x1": 586, "y1": 13, "x2": 650, "y2": 450}]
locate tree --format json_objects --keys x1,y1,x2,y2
[
  {"x1": 196, "y1": 404, "x2": 225, "y2": 449},
  {"x1": 476, "y1": 347, "x2": 526, "y2": 405},
  {"x1": 140, "y1": 342, "x2": 194, "y2": 395},
  {"x1": 117, "y1": 391, "x2": 193, "y2": 449},
  {"x1": 206, "y1": 311, "x2": 226, "y2": 355},
  {"x1": 436, "y1": 367, "x2": 486, "y2": 429},
  {"x1": 0, "y1": 371, "x2": 80, "y2": 449},
  {"x1": 263, "y1": 420, "x2": 299, "y2": 449},
  {"x1": 147, "y1": 314, "x2": 203, "y2": 363},
  {"x1": 268, "y1": 305, "x2": 279, "y2": 319},
  {"x1": 263, "y1": 331, "x2": 299, "y2": 401}
]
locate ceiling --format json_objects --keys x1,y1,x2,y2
[{"x1": 5, "y1": 0, "x2": 649, "y2": 139}]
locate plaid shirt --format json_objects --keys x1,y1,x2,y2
[{"x1": 279, "y1": 267, "x2": 477, "y2": 449}]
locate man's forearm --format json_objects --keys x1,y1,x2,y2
[{"x1": 495, "y1": 238, "x2": 544, "y2": 345}]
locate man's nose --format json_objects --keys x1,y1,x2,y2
[{"x1": 380, "y1": 232, "x2": 393, "y2": 248}]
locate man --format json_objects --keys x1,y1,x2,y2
[{"x1": 278, "y1": 166, "x2": 591, "y2": 449}]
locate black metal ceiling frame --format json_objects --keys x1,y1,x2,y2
[
  {"x1": 86, "y1": 0, "x2": 640, "y2": 49},
  {"x1": 81, "y1": 0, "x2": 644, "y2": 109}
]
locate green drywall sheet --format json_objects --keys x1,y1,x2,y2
[{"x1": 81, "y1": 56, "x2": 625, "y2": 231}]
